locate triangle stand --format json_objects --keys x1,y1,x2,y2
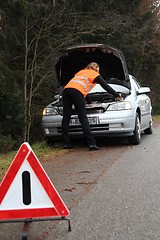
[{"x1": 0, "y1": 217, "x2": 71, "y2": 240}]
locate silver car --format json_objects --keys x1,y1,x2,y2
[{"x1": 42, "y1": 44, "x2": 153, "y2": 145}]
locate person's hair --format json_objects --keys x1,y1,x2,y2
[{"x1": 86, "y1": 62, "x2": 99, "y2": 71}]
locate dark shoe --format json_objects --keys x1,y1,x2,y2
[
  {"x1": 64, "y1": 144, "x2": 75, "y2": 149},
  {"x1": 89, "y1": 145, "x2": 100, "y2": 151}
]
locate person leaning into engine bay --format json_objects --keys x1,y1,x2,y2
[{"x1": 61, "y1": 62, "x2": 123, "y2": 151}]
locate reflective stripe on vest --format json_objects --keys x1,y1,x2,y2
[{"x1": 70, "y1": 76, "x2": 92, "y2": 94}]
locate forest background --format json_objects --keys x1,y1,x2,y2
[{"x1": 0, "y1": 0, "x2": 160, "y2": 153}]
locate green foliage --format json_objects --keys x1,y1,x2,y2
[
  {"x1": 0, "y1": 0, "x2": 25, "y2": 146},
  {"x1": 0, "y1": 134, "x2": 16, "y2": 153},
  {"x1": 107, "y1": 0, "x2": 141, "y2": 13}
]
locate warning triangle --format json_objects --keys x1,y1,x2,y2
[{"x1": 0, "y1": 142, "x2": 70, "y2": 220}]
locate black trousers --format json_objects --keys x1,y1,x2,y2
[{"x1": 62, "y1": 88, "x2": 96, "y2": 146}]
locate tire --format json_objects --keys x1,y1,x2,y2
[
  {"x1": 128, "y1": 113, "x2": 141, "y2": 145},
  {"x1": 144, "y1": 120, "x2": 153, "y2": 134}
]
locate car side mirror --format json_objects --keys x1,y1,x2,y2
[{"x1": 137, "y1": 87, "x2": 150, "y2": 95}]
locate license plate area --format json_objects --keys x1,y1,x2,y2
[{"x1": 69, "y1": 117, "x2": 99, "y2": 126}]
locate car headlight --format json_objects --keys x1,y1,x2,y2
[
  {"x1": 42, "y1": 107, "x2": 59, "y2": 116},
  {"x1": 107, "y1": 101, "x2": 132, "y2": 111}
]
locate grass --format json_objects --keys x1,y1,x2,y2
[
  {"x1": 153, "y1": 115, "x2": 160, "y2": 122},
  {"x1": 0, "y1": 141, "x2": 65, "y2": 181}
]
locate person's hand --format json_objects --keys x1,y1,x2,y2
[{"x1": 115, "y1": 93, "x2": 123, "y2": 101}]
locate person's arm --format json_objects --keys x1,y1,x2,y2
[{"x1": 93, "y1": 76, "x2": 123, "y2": 100}]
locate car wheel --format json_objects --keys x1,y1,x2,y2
[
  {"x1": 128, "y1": 113, "x2": 141, "y2": 145},
  {"x1": 144, "y1": 120, "x2": 153, "y2": 134}
]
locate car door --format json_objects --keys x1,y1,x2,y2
[{"x1": 132, "y1": 77, "x2": 151, "y2": 129}]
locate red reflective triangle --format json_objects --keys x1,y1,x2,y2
[{"x1": 0, "y1": 142, "x2": 70, "y2": 220}]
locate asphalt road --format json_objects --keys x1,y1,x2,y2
[{"x1": 1, "y1": 123, "x2": 160, "y2": 240}]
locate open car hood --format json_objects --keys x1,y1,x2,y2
[{"x1": 54, "y1": 43, "x2": 130, "y2": 89}]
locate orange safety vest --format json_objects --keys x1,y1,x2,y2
[{"x1": 64, "y1": 69, "x2": 100, "y2": 97}]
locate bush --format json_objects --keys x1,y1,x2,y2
[{"x1": 0, "y1": 134, "x2": 16, "y2": 153}]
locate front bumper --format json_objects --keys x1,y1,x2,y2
[{"x1": 42, "y1": 110, "x2": 136, "y2": 138}]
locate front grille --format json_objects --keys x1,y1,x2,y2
[
  {"x1": 57, "y1": 124, "x2": 109, "y2": 133},
  {"x1": 56, "y1": 103, "x2": 107, "y2": 115}
]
